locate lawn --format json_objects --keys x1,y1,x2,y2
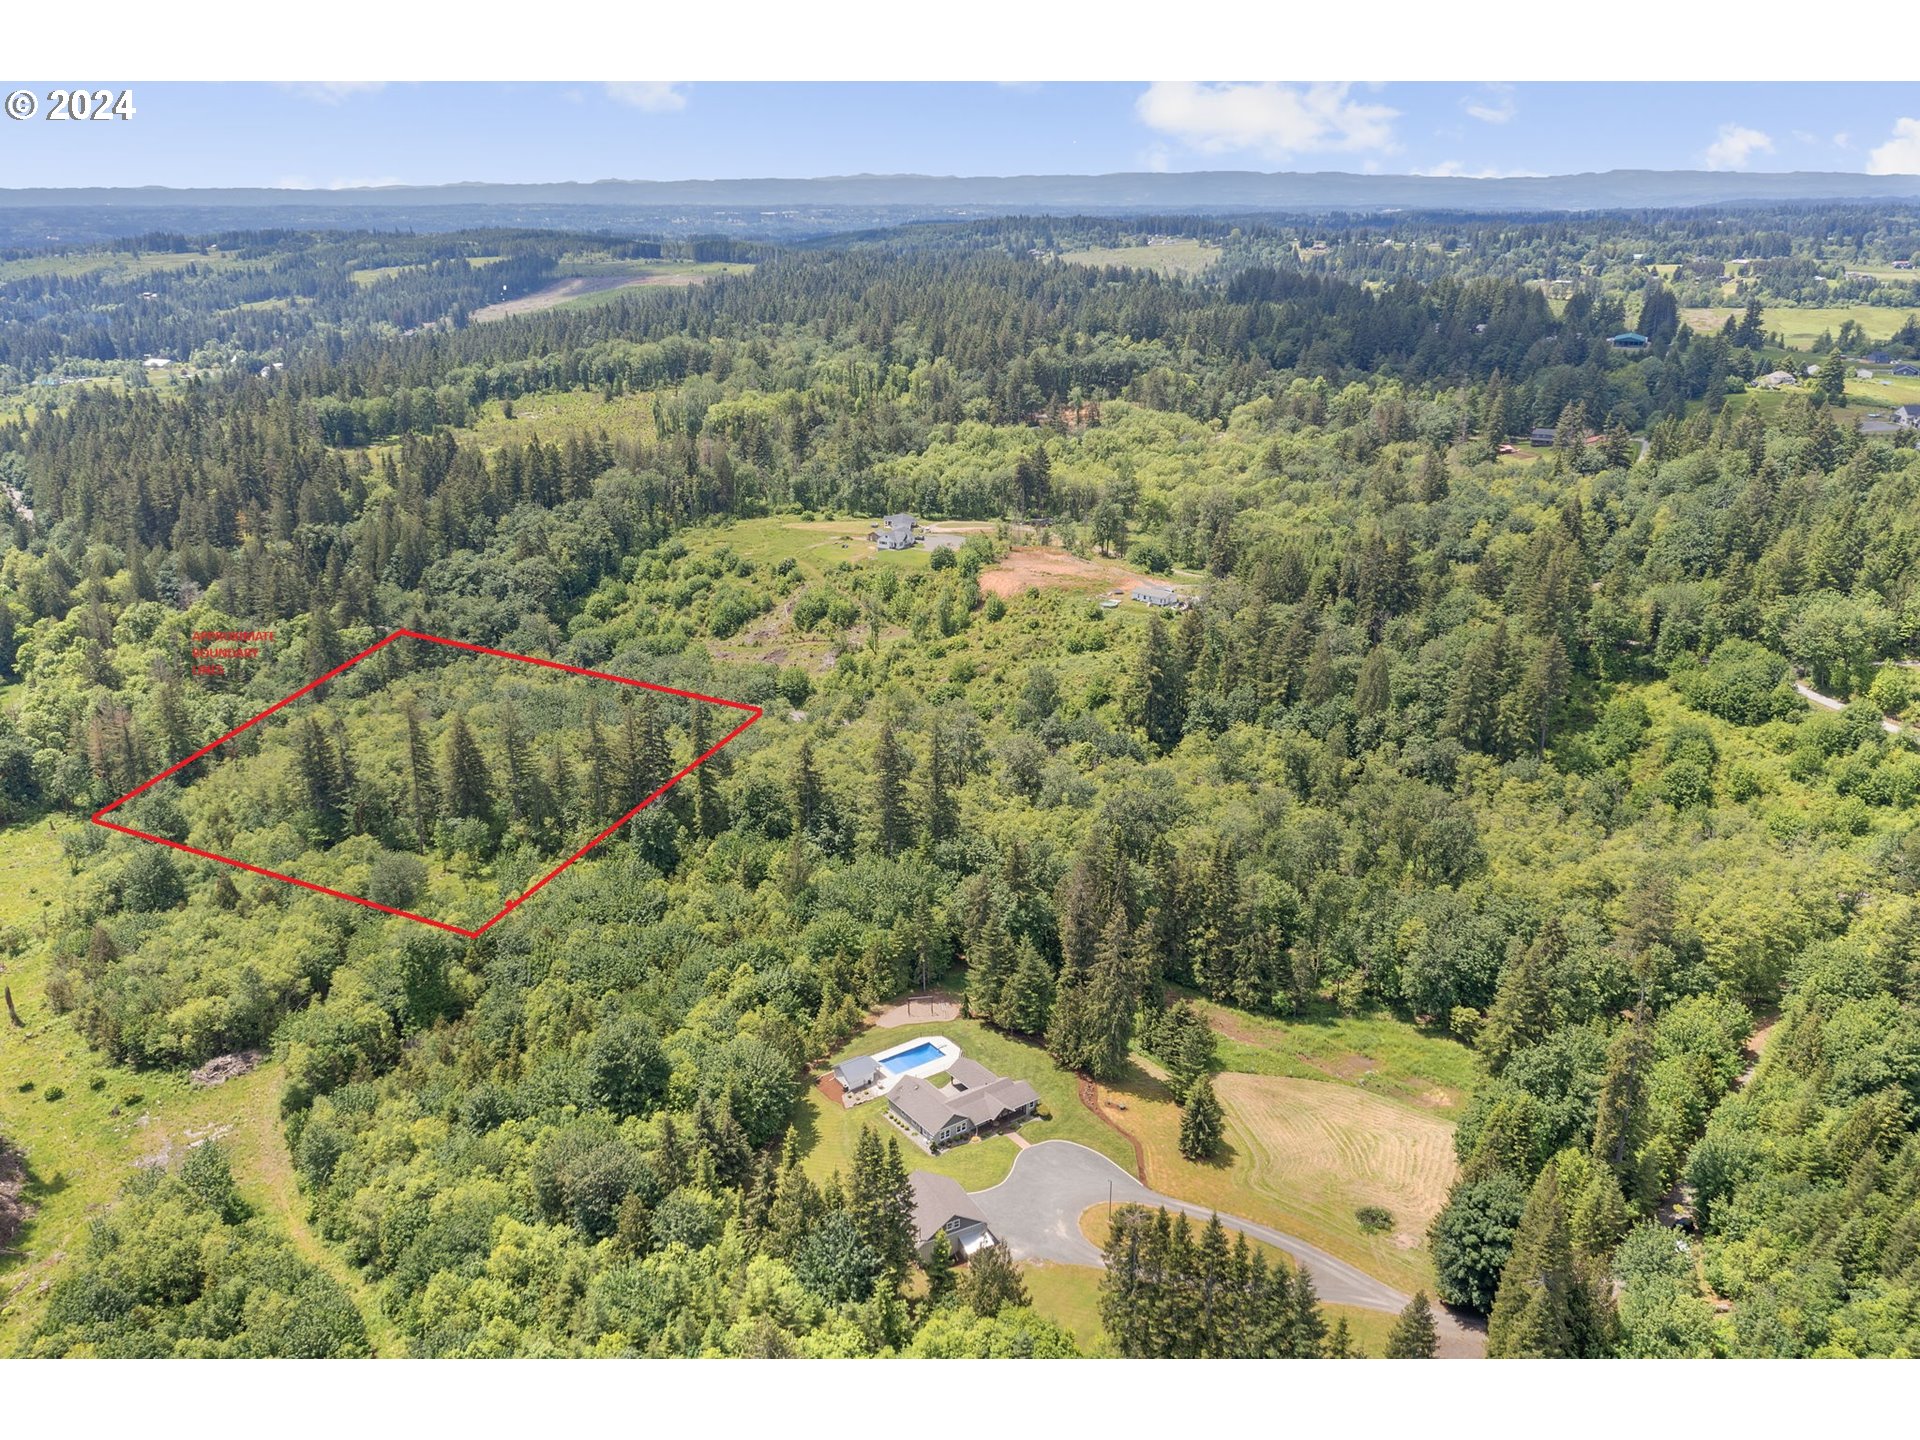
[
  {"x1": 1021, "y1": 1264, "x2": 1109, "y2": 1354},
  {"x1": 1682, "y1": 304, "x2": 1918, "y2": 349},
  {"x1": 793, "y1": 1017, "x2": 1134, "y2": 1192},
  {"x1": 1057, "y1": 240, "x2": 1221, "y2": 278}
]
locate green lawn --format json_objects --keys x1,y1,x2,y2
[
  {"x1": 1021, "y1": 1264, "x2": 1109, "y2": 1354},
  {"x1": 1194, "y1": 997, "x2": 1480, "y2": 1118},
  {"x1": 794, "y1": 1017, "x2": 1134, "y2": 1191}
]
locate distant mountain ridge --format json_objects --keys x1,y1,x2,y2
[{"x1": 8, "y1": 169, "x2": 1920, "y2": 212}]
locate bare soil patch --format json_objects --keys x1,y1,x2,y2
[
  {"x1": 977, "y1": 546, "x2": 1172, "y2": 600},
  {"x1": 871, "y1": 992, "x2": 961, "y2": 1028}
]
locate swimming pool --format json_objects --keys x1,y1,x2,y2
[{"x1": 879, "y1": 1041, "x2": 944, "y2": 1073}]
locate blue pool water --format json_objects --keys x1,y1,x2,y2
[{"x1": 879, "y1": 1041, "x2": 943, "y2": 1073}]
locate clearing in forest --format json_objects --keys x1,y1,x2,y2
[{"x1": 976, "y1": 546, "x2": 1184, "y2": 599}]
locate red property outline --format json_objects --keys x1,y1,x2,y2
[{"x1": 91, "y1": 628, "x2": 762, "y2": 938}]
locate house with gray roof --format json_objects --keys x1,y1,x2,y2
[
  {"x1": 831, "y1": 1053, "x2": 882, "y2": 1097},
  {"x1": 1895, "y1": 404, "x2": 1920, "y2": 429},
  {"x1": 871, "y1": 513, "x2": 918, "y2": 551},
  {"x1": 885, "y1": 1061, "x2": 1042, "y2": 1152},
  {"x1": 908, "y1": 1171, "x2": 998, "y2": 1263},
  {"x1": 888, "y1": 1076, "x2": 977, "y2": 1149}
]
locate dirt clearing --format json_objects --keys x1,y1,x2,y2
[{"x1": 977, "y1": 546, "x2": 1182, "y2": 600}]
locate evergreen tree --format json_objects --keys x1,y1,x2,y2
[
  {"x1": 1127, "y1": 614, "x2": 1184, "y2": 752},
  {"x1": 441, "y1": 713, "x2": 495, "y2": 824},
  {"x1": 923, "y1": 714, "x2": 958, "y2": 846},
  {"x1": 404, "y1": 705, "x2": 441, "y2": 850},
  {"x1": 959, "y1": 1242, "x2": 1029, "y2": 1319},
  {"x1": 304, "y1": 601, "x2": 344, "y2": 688},
  {"x1": 294, "y1": 716, "x2": 346, "y2": 844},
  {"x1": 999, "y1": 937, "x2": 1056, "y2": 1035},
  {"x1": 872, "y1": 715, "x2": 912, "y2": 857},
  {"x1": 1591, "y1": 1002, "x2": 1656, "y2": 1202},
  {"x1": 789, "y1": 736, "x2": 822, "y2": 837},
  {"x1": 924, "y1": 1229, "x2": 956, "y2": 1301},
  {"x1": 1818, "y1": 349, "x2": 1848, "y2": 407},
  {"x1": 1386, "y1": 1291, "x2": 1441, "y2": 1357},
  {"x1": 1487, "y1": 1162, "x2": 1615, "y2": 1358},
  {"x1": 1479, "y1": 919, "x2": 1565, "y2": 1071},
  {"x1": 1180, "y1": 1074, "x2": 1225, "y2": 1161}
]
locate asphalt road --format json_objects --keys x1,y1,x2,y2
[{"x1": 969, "y1": 1139, "x2": 1404, "y2": 1311}]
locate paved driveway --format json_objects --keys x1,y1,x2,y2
[{"x1": 969, "y1": 1140, "x2": 1404, "y2": 1311}]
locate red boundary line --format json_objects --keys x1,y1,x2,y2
[{"x1": 91, "y1": 628, "x2": 762, "y2": 937}]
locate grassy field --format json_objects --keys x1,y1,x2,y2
[
  {"x1": 793, "y1": 1017, "x2": 1135, "y2": 1192},
  {"x1": 0, "y1": 250, "x2": 241, "y2": 284},
  {"x1": 1683, "y1": 304, "x2": 1918, "y2": 348},
  {"x1": 1194, "y1": 1000, "x2": 1479, "y2": 1118},
  {"x1": 1058, "y1": 240, "x2": 1221, "y2": 277}
]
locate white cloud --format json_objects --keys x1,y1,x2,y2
[
  {"x1": 1867, "y1": 118, "x2": 1920, "y2": 175},
  {"x1": 603, "y1": 82, "x2": 688, "y2": 113},
  {"x1": 1462, "y1": 84, "x2": 1516, "y2": 125},
  {"x1": 1792, "y1": 130, "x2": 1816, "y2": 145},
  {"x1": 279, "y1": 82, "x2": 386, "y2": 105},
  {"x1": 1834, "y1": 132, "x2": 1851, "y2": 149},
  {"x1": 270, "y1": 175, "x2": 404, "y2": 190},
  {"x1": 1135, "y1": 82, "x2": 1397, "y2": 161},
  {"x1": 1704, "y1": 124, "x2": 1774, "y2": 171}
]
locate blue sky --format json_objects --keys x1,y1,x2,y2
[{"x1": 4, "y1": 82, "x2": 1919, "y2": 188}]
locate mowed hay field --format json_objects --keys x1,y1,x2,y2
[
  {"x1": 1096, "y1": 1003, "x2": 1470, "y2": 1294},
  {"x1": 1216, "y1": 1073, "x2": 1458, "y2": 1271}
]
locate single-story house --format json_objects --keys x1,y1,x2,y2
[
  {"x1": 872, "y1": 514, "x2": 918, "y2": 551},
  {"x1": 1893, "y1": 364, "x2": 1920, "y2": 377},
  {"x1": 1132, "y1": 584, "x2": 1181, "y2": 608},
  {"x1": 1609, "y1": 332, "x2": 1650, "y2": 349},
  {"x1": 142, "y1": 356, "x2": 172, "y2": 368},
  {"x1": 1866, "y1": 352, "x2": 1893, "y2": 365},
  {"x1": 1754, "y1": 371, "x2": 1798, "y2": 390},
  {"x1": 1894, "y1": 405, "x2": 1920, "y2": 429},
  {"x1": 888, "y1": 1076, "x2": 978, "y2": 1150},
  {"x1": 908, "y1": 1171, "x2": 998, "y2": 1264},
  {"x1": 1528, "y1": 427, "x2": 1557, "y2": 447},
  {"x1": 885, "y1": 1059, "x2": 1042, "y2": 1152},
  {"x1": 1895, "y1": 260, "x2": 1914, "y2": 270},
  {"x1": 1858, "y1": 368, "x2": 1877, "y2": 380}
]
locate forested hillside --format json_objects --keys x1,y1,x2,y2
[{"x1": 2, "y1": 213, "x2": 1919, "y2": 1357}]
